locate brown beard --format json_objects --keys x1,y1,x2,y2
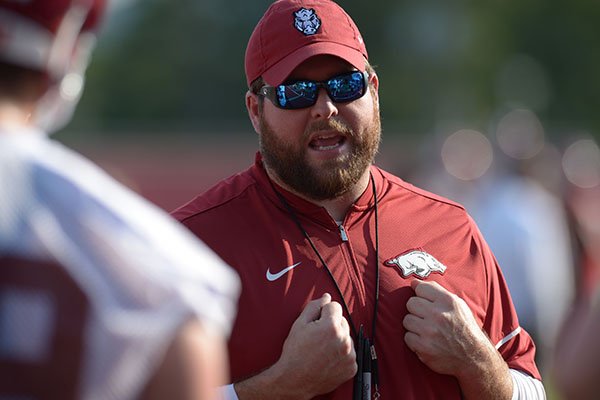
[{"x1": 259, "y1": 100, "x2": 381, "y2": 201}]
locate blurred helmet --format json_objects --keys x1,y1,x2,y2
[
  {"x1": 0, "y1": 0, "x2": 105, "y2": 78},
  {"x1": 0, "y1": 0, "x2": 107, "y2": 133}
]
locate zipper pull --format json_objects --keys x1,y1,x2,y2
[{"x1": 339, "y1": 224, "x2": 349, "y2": 241}]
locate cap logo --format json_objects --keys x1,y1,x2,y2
[{"x1": 293, "y1": 8, "x2": 321, "y2": 36}]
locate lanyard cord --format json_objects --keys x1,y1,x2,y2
[
  {"x1": 268, "y1": 173, "x2": 380, "y2": 372},
  {"x1": 371, "y1": 172, "x2": 380, "y2": 396}
]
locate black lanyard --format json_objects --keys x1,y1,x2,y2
[{"x1": 269, "y1": 173, "x2": 380, "y2": 398}]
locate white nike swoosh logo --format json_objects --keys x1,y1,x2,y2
[{"x1": 266, "y1": 262, "x2": 302, "y2": 282}]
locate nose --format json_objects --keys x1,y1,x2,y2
[{"x1": 310, "y1": 88, "x2": 338, "y2": 120}]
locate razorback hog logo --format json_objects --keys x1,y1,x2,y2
[
  {"x1": 384, "y1": 250, "x2": 447, "y2": 278},
  {"x1": 293, "y1": 8, "x2": 321, "y2": 36}
]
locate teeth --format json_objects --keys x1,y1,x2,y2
[
  {"x1": 315, "y1": 144, "x2": 339, "y2": 150},
  {"x1": 310, "y1": 132, "x2": 345, "y2": 151}
]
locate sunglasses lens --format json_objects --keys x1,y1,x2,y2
[
  {"x1": 269, "y1": 71, "x2": 367, "y2": 109},
  {"x1": 327, "y1": 72, "x2": 365, "y2": 102},
  {"x1": 276, "y1": 81, "x2": 318, "y2": 109}
]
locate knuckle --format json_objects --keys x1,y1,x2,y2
[
  {"x1": 319, "y1": 311, "x2": 337, "y2": 325},
  {"x1": 421, "y1": 321, "x2": 440, "y2": 338},
  {"x1": 344, "y1": 335, "x2": 354, "y2": 351},
  {"x1": 321, "y1": 302, "x2": 342, "y2": 318},
  {"x1": 408, "y1": 295, "x2": 420, "y2": 305},
  {"x1": 348, "y1": 346, "x2": 356, "y2": 359},
  {"x1": 446, "y1": 292, "x2": 459, "y2": 305},
  {"x1": 405, "y1": 296, "x2": 416, "y2": 311},
  {"x1": 447, "y1": 291, "x2": 463, "y2": 307},
  {"x1": 329, "y1": 301, "x2": 343, "y2": 315},
  {"x1": 402, "y1": 314, "x2": 411, "y2": 329},
  {"x1": 454, "y1": 296, "x2": 469, "y2": 312},
  {"x1": 346, "y1": 360, "x2": 358, "y2": 377},
  {"x1": 416, "y1": 351, "x2": 429, "y2": 364},
  {"x1": 339, "y1": 315, "x2": 349, "y2": 328},
  {"x1": 405, "y1": 331, "x2": 425, "y2": 353},
  {"x1": 320, "y1": 319, "x2": 345, "y2": 340},
  {"x1": 336, "y1": 335, "x2": 351, "y2": 354},
  {"x1": 432, "y1": 310, "x2": 448, "y2": 325}
]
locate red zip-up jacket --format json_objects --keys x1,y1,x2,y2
[{"x1": 173, "y1": 153, "x2": 541, "y2": 399}]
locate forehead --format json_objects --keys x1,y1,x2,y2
[{"x1": 286, "y1": 55, "x2": 356, "y2": 82}]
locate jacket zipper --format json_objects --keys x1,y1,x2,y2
[{"x1": 339, "y1": 224, "x2": 349, "y2": 242}]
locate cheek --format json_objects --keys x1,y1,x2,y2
[
  {"x1": 344, "y1": 103, "x2": 375, "y2": 132},
  {"x1": 263, "y1": 106, "x2": 308, "y2": 137},
  {"x1": 341, "y1": 90, "x2": 378, "y2": 121}
]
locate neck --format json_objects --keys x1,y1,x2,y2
[
  {"x1": 266, "y1": 168, "x2": 371, "y2": 222},
  {"x1": 0, "y1": 101, "x2": 34, "y2": 131}
]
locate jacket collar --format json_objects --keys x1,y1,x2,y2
[{"x1": 250, "y1": 152, "x2": 387, "y2": 227}]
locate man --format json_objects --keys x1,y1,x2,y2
[
  {"x1": 0, "y1": 0, "x2": 239, "y2": 399},
  {"x1": 173, "y1": 1, "x2": 544, "y2": 399}
]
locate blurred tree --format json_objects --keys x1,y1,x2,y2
[
  {"x1": 71, "y1": 0, "x2": 272, "y2": 133},
  {"x1": 67, "y1": 0, "x2": 600, "y2": 141}
]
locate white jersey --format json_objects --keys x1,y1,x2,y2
[{"x1": 0, "y1": 127, "x2": 240, "y2": 400}]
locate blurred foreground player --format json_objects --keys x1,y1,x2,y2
[{"x1": 0, "y1": 1, "x2": 239, "y2": 399}]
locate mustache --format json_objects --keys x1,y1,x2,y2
[{"x1": 304, "y1": 118, "x2": 354, "y2": 138}]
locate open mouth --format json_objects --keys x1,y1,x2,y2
[{"x1": 309, "y1": 133, "x2": 347, "y2": 151}]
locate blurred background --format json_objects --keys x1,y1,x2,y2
[{"x1": 55, "y1": 0, "x2": 600, "y2": 398}]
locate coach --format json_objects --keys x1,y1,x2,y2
[{"x1": 173, "y1": 1, "x2": 545, "y2": 399}]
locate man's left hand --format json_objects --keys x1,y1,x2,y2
[{"x1": 403, "y1": 279, "x2": 496, "y2": 376}]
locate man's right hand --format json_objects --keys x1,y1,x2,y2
[{"x1": 234, "y1": 293, "x2": 357, "y2": 399}]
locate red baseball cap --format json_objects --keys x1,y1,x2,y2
[{"x1": 244, "y1": 0, "x2": 368, "y2": 87}]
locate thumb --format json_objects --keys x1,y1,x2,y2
[{"x1": 298, "y1": 293, "x2": 332, "y2": 324}]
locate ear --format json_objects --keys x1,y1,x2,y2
[
  {"x1": 245, "y1": 90, "x2": 261, "y2": 134},
  {"x1": 369, "y1": 72, "x2": 380, "y2": 108}
]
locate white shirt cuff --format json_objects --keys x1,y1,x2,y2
[
  {"x1": 220, "y1": 370, "x2": 544, "y2": 399},
  {"x1": 220, "y1": 384, "x2": 239, "y2": 400},
  {"x1": 510, "y1": 369, "x2": 546, "y2": 400}
]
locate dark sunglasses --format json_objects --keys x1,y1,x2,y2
[{"x1": 258, "y1": 70, "x2": 369, "y2": 110}]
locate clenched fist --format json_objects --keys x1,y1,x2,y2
[
  {"x1": 402, "y1": 280, "x2": 513, "y2": 400},
  {"x1": 276, "y1": 293, "x2": 357, "y2": 397},
  {"x1": 235, "y1": 293, "x2": 357, "y2": 399}
]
